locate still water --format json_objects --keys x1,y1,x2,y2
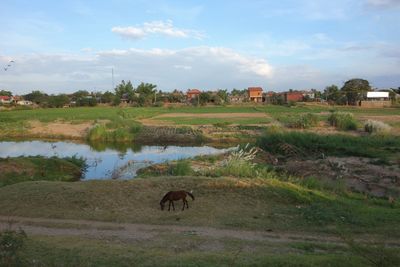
[{"x1": 0, "y1": 141, "x2": 232, "y2": 180}]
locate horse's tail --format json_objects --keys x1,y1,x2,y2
[{"x1": 186, "y1": 191, "x2": 195, "y2": 200}]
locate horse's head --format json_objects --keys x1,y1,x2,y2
[{"x1": 160, "y1": 201, "x2": 165, "y2": 210}]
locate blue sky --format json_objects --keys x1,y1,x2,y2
[{"x1": 1, "y1": 0, "x2": 399, "y2": 94}]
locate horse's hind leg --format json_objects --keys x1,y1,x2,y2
[
  {"x1": 182, "y1": 199, "x2": 185, "y2": 211},
  {"x1": 172, "y1": 201, "x2": 175, "y2": 211},
  {"x1": 168, "y1": 201, "x2": 172, "y2": 211}
]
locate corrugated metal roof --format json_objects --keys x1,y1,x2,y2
[{"x1": 367, "y1": 92, "x2": 389, "y2": 98}]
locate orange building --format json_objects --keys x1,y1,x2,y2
[
  {"x1": 187, "y1": 89, "x2": 201, "y2": 100},
  {"x1": 248, "y1": 87, "x2": 263, "y2": 102}
]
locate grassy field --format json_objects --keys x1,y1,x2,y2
[
  {"x1": 0, "y1": 177, "x2": 398, "y2": 236},
  {"x1": 1, "y1": 104, "x2": 399, "y2": 142},
  {"x1": 1, "y1": 104, "x2": 400, "y2": 266},
  {"x1": 1, "y1": 176, "x2": 399, "y2": 266}
]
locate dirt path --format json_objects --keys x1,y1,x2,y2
[{"x1": 1, "y1": 216, "x2": 398, "y2": 247}]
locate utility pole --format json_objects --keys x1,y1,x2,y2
[{"x1": 112, "y1": 68, "x2": 114, "y2": 90}]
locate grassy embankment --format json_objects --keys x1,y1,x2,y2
[
  {"x1": 0, "y1": 156, "x2": 86, "y2": 187},
  {"x1": 1, "y1": 176, "x2": 400, "y2": 266}
]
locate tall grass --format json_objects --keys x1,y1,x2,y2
[
  {"x1": 87, "y1": 121, "x2": 142, "y2": 142},
  {"x1": 364, "y1": 120, "x2": 392, "y2": 135},
  {"x1": 279, "y1": 113, "x2": 319, "y2": 129},
  {"x1": 328, "y1": 112, "x2": 358, "y2": 131},
  {"x1": 168, "y1": 160, "x2": 193, "y2": 176},
  {"x1": 257, "y1": 131, "x2": 400, "y2": 159}
]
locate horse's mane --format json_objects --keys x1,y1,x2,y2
[{"x1": 160, "y1": 191, "x2": 171, "y2": 203}]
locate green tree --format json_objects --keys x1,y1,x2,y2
[
  {"x1": 135, "y1": 82, "x2": 157, "y2": 106},
  {"x1": 341, "y1": 78, "x2": 371, "y2": 105},
  {"x1": 100, "y1": 91, "x2": 115, "y2": 104},
  {"x1": 48, "y1": 94, "x2": 70, "y2": 108},
  {"x1": 23, "y1": 91, "x2": 49, "y2": 105},
  {"x1": 71, "y1": 90, "x2": 89, "y2": 101},
  {"x1": 0, "y1": 90, "x2": 12, "y2": 97},
  {"x1": 216, "y1": 89, "x2": 228, "y2": 104},
  {"x1": 323, "y1": 85, "x2": 341, "y2": 103},
  {"x1": 114, "y1": 80, "x2": 134, "y2": 105}
]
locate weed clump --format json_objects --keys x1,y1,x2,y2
[
  {"x1": 328, "y1": 112, "x2": 357, "y2": 131},
  {"x1": 168, "y1": 160, "x2": 193, "y2": 176},
  {"x1": 0, "y1": 228, "x2": 27, "y2": 267},
  {"x1": 284, "y1": 113, "x2": 319, "y2": 129},
  {"x1": 364, "y1": 120, "x2": 391, "y2": 135}
]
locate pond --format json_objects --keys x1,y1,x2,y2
[{"x1": 0, "y1": 141, "x2": 233, "y2": 180}]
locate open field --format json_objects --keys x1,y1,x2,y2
[
  {"x1": 1, "y1": 105, "x2": 400, "y2": 141},
  {"x1": 1, "y1": 176, "x2": 400, "y2": 266},
  {"x1": 1, "y1": 104, "x2": 400, "y2": 266}
]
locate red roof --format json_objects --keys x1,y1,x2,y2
[
  {"x1": 187, "y1": 89, "x2": 201, "y2": 94},
  {"x1": 248, "y1": 87, "x2": 263, "y2": 92},
  {"x1": 0, "y1": 96, "x2": 11, "y2": 100}
]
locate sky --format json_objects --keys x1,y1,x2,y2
[{"x1": 0, "y1": 0, "x2": 399, "y2": 94}]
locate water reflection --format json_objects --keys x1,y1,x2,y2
[{"x1": 0, "y1": 141, "x2": 232, "y2": 180}]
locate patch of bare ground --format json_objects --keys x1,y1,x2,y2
[
  {"x1": 154, "y1": 113, "x2": 270, "y2": 119},
  {"x1": 2, "y1": 215, "x2": 398, "y2": 247},
  {"x1": 358, "y1": 115, "x2": 400, "y2": 122},
  {"x1": 0, "y1": 160, "x2": 35, "y2": 176},
  {"x1": 282, "y1": 156, "x2": 400, "y2": 198},
  {"x1": 29, "y1": 120, "x2": 92, "y2": 138}
]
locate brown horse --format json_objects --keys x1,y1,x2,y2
[{"x1": 160, "y1": 190, "x2": 195, "y2": 211}]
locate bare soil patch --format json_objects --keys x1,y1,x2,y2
[
  {"x1": 281, "y1": 156, "x2": 400, "y2": 198},
  {"x1": 29, "y1": 120, "x2": 92, "y2": 138}
]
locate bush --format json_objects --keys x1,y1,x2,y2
[
  {"x1": 328, "y1": 112, "x2": 357, "y2": 131},
  {"x1": 0, "y1": 228, "x2": 27, "y2": 267},
  {"x1": 364, "y1": 120, "x2": 391, "y2": 135},
  {"x1": 284, "y1": 113, "x2": 319, "y2": 129},
  {"x1": 87, "y1": 124, "x2": 108, "y2": 141},
  {"x1": 168, "y1": 160, "x2": 192, "y2": 176}
]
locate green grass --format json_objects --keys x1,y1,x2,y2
[
  {"x1": 155, "y1": 116, "x2": 272, "y2": 125},
  {"x1": 257, "y1": 131, "x2": 400, "y2": 160},
  {"x1": 0, "y1": 177, "x2": 399, "y2": 237},
  {"x1": 12, "y1": 234, "x2": 377, "y2": 267},
  {"x1": 0, "y1": 156, "x2": 86, "y2": 187},
  {"x1": 328, "y1": 112, "x2": 358, "y2": 131}
]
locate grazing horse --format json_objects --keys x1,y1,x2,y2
[{"x1": 160, "y1": 190, "x2": 195, "y2": 211}]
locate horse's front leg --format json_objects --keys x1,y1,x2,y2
[
  {"x1": 168, "y1": 201, "x2": 172, "y2": 211},
  {"x1": 172, "y1": 201, "x2": 175, "y2": 211},
  {"x1": 186, "y1": 199, "x2": 189, "y2": 209}
]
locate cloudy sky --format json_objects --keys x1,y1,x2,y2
[{"x1": 0, "y1": 0, "x2": 399, "y2": 94}]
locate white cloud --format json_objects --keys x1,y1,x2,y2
[
  {"x1": 111, "y1": 20, "x2": 205, "y2": 40},
  {"x1": 0, "y1": 46, "x2": 273, "y2": 93}
]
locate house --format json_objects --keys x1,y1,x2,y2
[
  {"x1": 187, "y1": 89, "x2": 201, "y2": 100},
  {"x1": 248, "y1": 87, "x2": 263, "y2": 103},
  {"x1": 0, "y1": 96, "x2": 12, "y2": 104},
  {"x1": 17, "y1": 100, "x2": 33, "y2": 106},
  {"x1": 283, "y1": 91, "x2": 304, "y2": 102},
  {"x1": 229, "y1": 94, "x2": 246, "y2": 103},
  {"x1": 360, "y1": 91, "x2": 391, "y2": 108}
]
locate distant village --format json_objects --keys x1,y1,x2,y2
[{"x1": 0, "y1": 79, "x2": 399, "y2": 109}]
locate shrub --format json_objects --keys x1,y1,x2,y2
[
  {"x1": 364, "y1": 120, "x2": 391, "y2": 135},
  {"x1": 0, "y1": 228, "x2": 27, "y2": 266},
  {"x1": 284, "y1": 113, "x2": 319, "y2": 129},
  {"x1": 87, "y1": 124, "x2": 108, "y2": 141},
  {"x1": 168, "y1": 160, "x2": 193, "y2": 176},
  {"x1": 328, "y1": 112, "x2": 357, "y2": 131}
]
